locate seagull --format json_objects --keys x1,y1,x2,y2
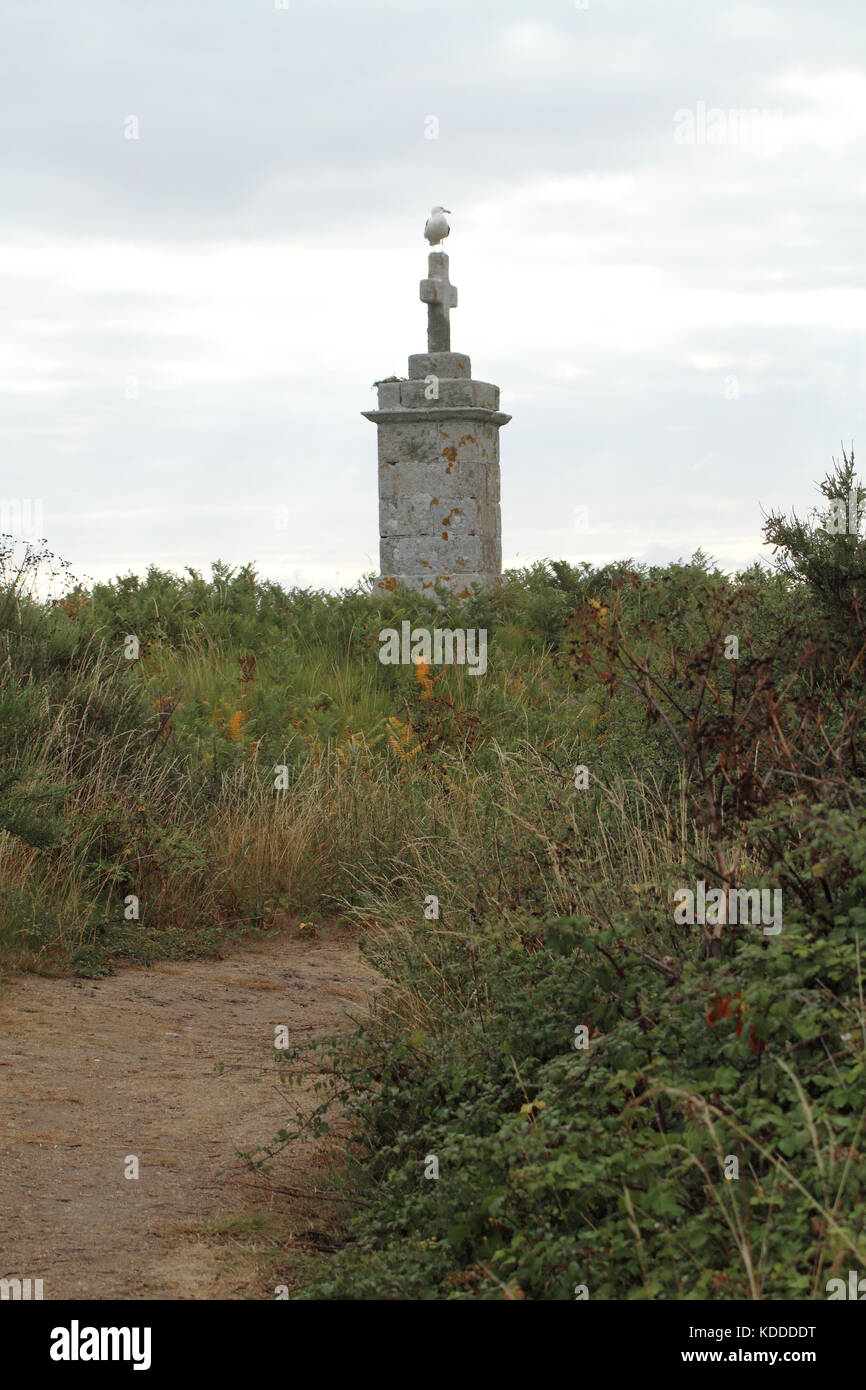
[{"x1": 424, "y1": 205, "x2": 451, "y2": 248}]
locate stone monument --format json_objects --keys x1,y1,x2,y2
[{"x1": 363, "y1": 248, "x2": 510, "y2": 596}]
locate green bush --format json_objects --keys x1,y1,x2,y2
[{"x1": 291, "y1": 905, "x2": 864, "y2": 1300}]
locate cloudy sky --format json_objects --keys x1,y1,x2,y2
[{"x1": 2, "y1": 0, "x2": 864, "y2": 591}]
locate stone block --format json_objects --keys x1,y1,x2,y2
[
  {"x1": 448, "y1": 535, "x2": 486, "y2": 572},
  {"x1": 383, "y1": 457, "x2": 456, "y2": 498},
  {"x1": 434, "y1": 497, "x2": 496, "y2": 538},
  {"x1": 399, "y1": 378, "x2": 476, "y2": 409},
  {"x1": 376, "y1": 420, "x2": 441, "y2": 467},
  {"x1": 378, "y1": 460, "x2": 398, "y2": 499},
  {"x1": 407, "y1": 352, "x2": 471, "y2": 380},
  {"x1": 387, "y1": 534, "x2": 485, "y2": 573},
  {"x1": 380, "y1": 494, "x2": 439, "y2": 537},
  {"x1": 447, "y1": 458, "x2": 490, "y2": 499},
  {"x1": 378, "y1": 537, "x2": 398, "y2": 573},
  {"x1": 379, "y1": 498, "x2": 413, "y2": 538},
  {"x1": 381, "y1": 491, "x2": 493, "y2": 539},
  {"x1": 439, "y1": 423, "x2": 499, "y2": 465},
  {"x1": 377, "y1": 572, "x2": 500, "y2": 598},
  {"x1": 471, "y1": 381, "x2": 500, "y2": 410},
  {"x1": 376, "y1": 382, "x2": 402, "y2": 408},
  {"x1": 384, "y1": 536, "x2": 450, "y2": 574}
]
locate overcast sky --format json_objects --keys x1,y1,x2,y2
[{"x1": 2, "y1": 0, "x2": 864, "y2": 591}]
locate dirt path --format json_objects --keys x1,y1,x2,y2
[{"x1": 0, "y1": 929, "x2": 376, "y2": 1300}]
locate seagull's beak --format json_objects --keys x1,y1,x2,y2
[{"x1": 444, "y1": 209, "x2": 452, "y2": 214}]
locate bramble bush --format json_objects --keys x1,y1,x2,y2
[{"x1": 286, "y1": 903, "x2": 865, "y2": 1300}]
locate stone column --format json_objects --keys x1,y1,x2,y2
[{"x1": 362, "y1": 252, "x2": 509, "y2": 597}]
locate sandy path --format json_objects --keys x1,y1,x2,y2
[{"x1": 0, "y1": 930, "x2": 375, "y2": 1300}]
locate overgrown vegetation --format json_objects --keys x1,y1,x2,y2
[{"x1": 2, "y1": 450, "x2": 864, "y2": 1298}]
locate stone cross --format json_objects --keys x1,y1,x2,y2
[
  {"x1": 363, "y1": 239, "x2": 509, "y2": 596},
  {"x1": 420, "y1": 252, "x2": 458, "y2": 353}
]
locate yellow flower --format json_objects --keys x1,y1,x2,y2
[{"x1": 588, "y1": 597, "x2": 609, "y2": 626}]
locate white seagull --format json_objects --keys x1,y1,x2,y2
[{"x1": 424, "y1": 205, "x2": 451, "y2": 248}]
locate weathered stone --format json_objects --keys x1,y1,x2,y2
[
  {"x1": 482, "y1": 531, "x2": 502, "y2": 572},
  {"x1": 471, "y1": 381, "x2": 500, "y2": 410},
  {"x1": 376, "y1": 420, "x2": 441, "y2": 467},
  {"x1": 420, "y1": 252, "x2": 457, "y2": 353},
  {"x1": 364, "y1": 406, "x2": 510, "y2": 427},
  {"x1": 480, "y1": 462, "x2": 501, "y2": 505},
  {"x1": 378, "y1": 572, "x2": 498, "y2": 598},
  {"x1": 376, "y1": 381, "x2": 402, "y2": 408},
  {"x1": 449, "y1": 458, "x2": 494, "y2": 498},
  {"x1": 377, "y1": 460, "x2": 399, "y2": 499},
  {"x1": 396, "y1": 380, "x2": 500, "y2": 410},
  {"x1": 379, "y1": 495, "x2": 441, "y2": 537},
  {"x1": 387, "y1": 532, "x2": 486, "y2": 573},
  {"x1": 380, "y1": 457, "x2": 452, "y2": 498},
  {"x1": 383, "y1": 536, "x2": 446, "y2": 574},
  {"x1": 439, "y1": 424, "x2": 499, "y2": 463},
  {"x1": 436, "y1": 498, "x2": 498, "y2": 537},
  {"x1": 381, "y1": 493, "x2": 494, "y2": 539},
  {"x1": 399, "y1": 379, "x2": 475, "y2": 409},
  {"x1": 364, "y1": 245, "x2": 509, "y2": 596},
  {"x1": 408, "y1": 352, "x2": 471, "y2": 380}
]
